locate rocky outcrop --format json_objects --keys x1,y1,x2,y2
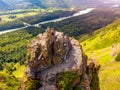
[{"x1": 19, "y1": 28, "x2": 99, "y2": 90}]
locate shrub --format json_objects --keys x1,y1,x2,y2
[
  {"x1": 57, "y1": 71, "x2": 79, "y2": 90},
  {"x1": 115, "y1": 53, "x2": 120, "y2": 61},
  {"x1": 26, "y1": 80, "x2": 39, "y2": 90},
  {"x1": 74, "y1": 85, "x2": 82, "y2": 90},
  {"x1": 0, "y1": 63, "x2": 3, "y2": 70},
  {"x1": 0, "y1": 73, "x2": 20, "y2": 90}
]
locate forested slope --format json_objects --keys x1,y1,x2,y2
[
  {"x1": 0, "y1": 26, "x2": 45, "y2": 90},
  {"x1": 41, "y1": 8, "x2": 120, "y2": 39}
]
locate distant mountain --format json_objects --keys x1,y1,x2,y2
[
  {"x1": 1, "y1": 0, "x2": 103, "y2": 10},
  {"x1": 38, "y1": 0, "x2": 68, "y2": 8},
  {"x1": 26, "y1": 0, "x2": 68, "y2": 8},
  {"x1": 2, "y1": 0, "x2": 32, "y2": 9},
  {"x1": 2, "y1": 0, "x2": 68, "y2": 9},
  {"x1": 66, "y1": 0, "x2": 101, "y2": 6},
  {"x1": 0, "y1": 0, "x2": 10, "y2": 10}
]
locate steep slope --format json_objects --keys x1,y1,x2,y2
[
  {"x1": 81, "y1": 19, "x2": 120, "y2": 90},
  {"x1": 19, "y1": 28, "x2": 100, "y2": 90},
  {"x1": 82, "y1": 19, "x2": 120, "y2": 51}
]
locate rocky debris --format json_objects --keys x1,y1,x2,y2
[
  {"x1": 110, "y1": 44, "x2": 120, "y2": 57},
  {"x1": 19, "y1": 28, "x2": 99, "y2": 90}
]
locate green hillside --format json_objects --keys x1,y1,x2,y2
[{"x1": 81, "y1": 19, "x2": 120, "y2": 90}]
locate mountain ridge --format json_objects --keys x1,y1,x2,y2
[
  {"x1": 1, "y1": 0, "x2": 102, "y2": 10},
  {"x1": 0, "y1": 0, "x2": 10, "y2": 10}
]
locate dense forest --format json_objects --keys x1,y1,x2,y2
[
  {"x1": 0, "y1": 20, "x2": 24, "y2": 31},
  {"x1": 20, "y1": 10, "x2": 75, "y2": 24},
  {"x1": 0, "y1": 26, "x2": 46, "y2": 90},
  {"x1": 0, "y1": 26, "x2": 45, "y2": 71}
]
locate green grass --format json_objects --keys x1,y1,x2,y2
[
  {"x1": 99, "y1": 62, "x2": 120, "y2": 90},
  {"x1": 13, "y1": 65, "x2": 25, "y2": 78},
  {"x1": 0, "y1": 72, "x2": 20, "y2": 90},
  {"x1": 0, "y1": 63, "x2": 25, "y2": 89},
  {"x1": 84, "y1": 47, "x2": 115, "y2": 65}
]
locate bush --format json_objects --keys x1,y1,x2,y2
[
  {"x1": 26, "y1": 80, "x2": 39, "y2": 90},
  {"x1": 57, "y1": 71, "x2": 79, "y2": 90},
  {"x1": 115, "y1": 53, "x2": 120, "y2": 61},
  {"x1": 8, "y1": 15, "x2": 16, "y2": 19},
  {"x1": 5, "y1": 63, "x2": 16, "y2": 74},
  {"x1": 0, "y1": 73, "x2": 20, "y2": 90},
  {"x1": 0, "y1": 63, "x2": 3, "y2": 70},
  {"x1": 74, "y1": 85, "x2": 82, "y2": 90}
]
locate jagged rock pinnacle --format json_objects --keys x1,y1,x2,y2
[{"x1": 19, "y1": 28, "x2": 99, "y2": 90}]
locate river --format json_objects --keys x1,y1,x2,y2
[{"x1": 0, "y1": 8, "x2": 95, "y2": 35}]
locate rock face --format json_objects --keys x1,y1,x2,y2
[{"x1": 19, "y1": 28, "x2": 99, "y2": 90}]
